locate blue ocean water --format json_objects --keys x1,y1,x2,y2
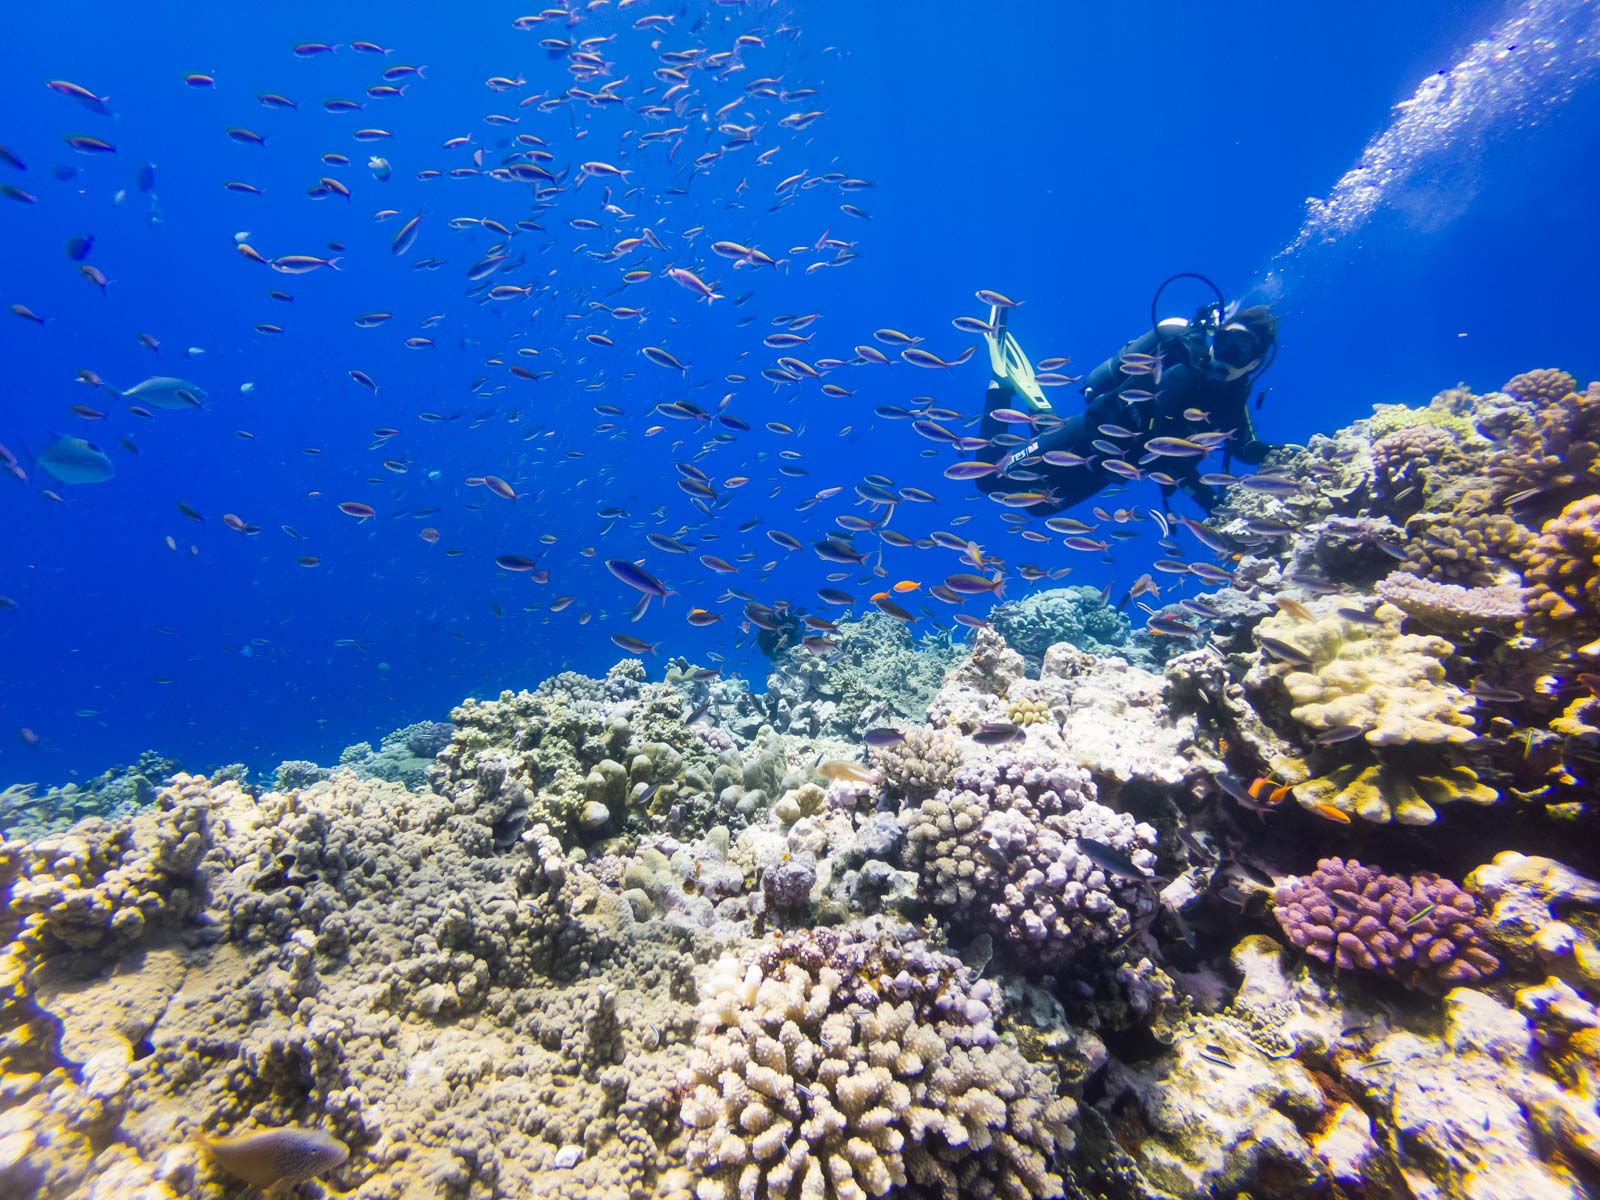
[{"x1": 2, "y1": 0, "x2": 1596, "y2": 785}]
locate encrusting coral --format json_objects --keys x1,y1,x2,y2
[
  {"x1": 1272, "y1": 857, "x2": 1501, "y2": 989},
  {"x1": 1291, "y1": 756, "x2": 1497, "y2": 825},
  {"x1": 677, "y1": 928, "x2": 1076, "y2": 1200}
]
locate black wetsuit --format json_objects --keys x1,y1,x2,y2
[{"x1": 977, "y1": 321, "x2": 1272, "y2": 515}]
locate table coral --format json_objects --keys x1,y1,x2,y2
[
  {"x1": 677, "y1": 928, "x2": 1076, "y2": 1200},
  {"x1": 1252, "y1": 600, "x2": 1477, "y2": 746},
  {"x1": 1291, "y1": 756, "x2": 1497, "y2": 825},
  {"x1": 1272, "y1": 857, "x2": 1500, "y2": 989},
  {"x1": 1375, "y1": 569, "x2": 1527, "y2": 632}
]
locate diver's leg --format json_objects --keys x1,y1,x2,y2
[{"x1": 978, "y1": 381, "x2": 1018, "y2": 460}]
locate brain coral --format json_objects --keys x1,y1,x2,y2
[
  {"x1": 677, "y1": 928, "x2": 1076, "y2": 1200},
  {"x1": 1516, "y1": 494, "x2": 1600, "y2": 643},
  {"x1": 1253, "y1": 601, "x2": 1477, "y2": 746},
  {"x1": 1273, "y1": 857, "x2": 1500, "y2": 989}
]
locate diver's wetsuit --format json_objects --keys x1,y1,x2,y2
[{"x1": 977, "y1": 319, "x2": 1273, "y2": 515}]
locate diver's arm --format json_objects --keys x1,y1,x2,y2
[
  {"x1": 1216, "y1": 381, "x2": 1273, "y2": 465},
  {"x1": 1082, "y1": 326, "x2": 1171, "y2": 400}
]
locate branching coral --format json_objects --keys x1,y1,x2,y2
[
  {"x1": 900, "y1": 743, "x2": 1158, "y2": 970},
  {"x1": 1501, "y1": 368, "x2": 1579, "y2": 410},
  {"x1": 870, "y1": 727, "x2": 967, "y2": 801},
  {"x1": 1369, "y1": 421, "x2": 1487, "y2": 517},
  {"x1": 767, "y1": 613, "x2": 963, "y2": 737},
  {"x1": 1401, "y1": 512, "x2": 1530, "y2": 586},
  {"x1": 678, "y1": 928, "x2": 1076, "y2": 1200},
  {"x1": 1487, "y1": 377, "x2": 1600, "y2": 513},
  {"x1": 1272, "y1": 857, "x2": 1500, "y2": 989},
  {"x1": 990, "y1": 586, "x2": 1137, "y2": 668},
  {"x1": 1517, "y1": 494, "x2": 1600, "y2": 644},
  {"x1": 1253, "y1": 601, "x2": 1477, "y2": 746}
]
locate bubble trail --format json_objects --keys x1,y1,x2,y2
[{"x1": 1278, "y1": 0, "x2": 1600, "y2": 260}]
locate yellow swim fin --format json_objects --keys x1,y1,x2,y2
[{"x1": 983, "y1": 305, "x2": 1051, "y2": 413}]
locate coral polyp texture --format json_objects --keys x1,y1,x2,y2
[
  {"x1": 900, "y1": 744, "x2": 1159, "y2": 971},
  {"x1": 11, "y1": 373, "x2": 1600, "y2": 1199},
  {"x1": 1518, "y1": 494, "x2": 1600, "y2": 643},
  {"x1": 1272, "y1": 857, "x2": 1501, "y2": 988},
  {"x1": 1252, "y1": 600, "x2": 1477, "y2": 746},
  {"x1": 677, "y1": 929, "x2": 1076, "y2": 1200}
]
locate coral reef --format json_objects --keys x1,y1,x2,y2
[
  {"x1": 0, "y1": 750, "x2": 180, "y2": 841},
  {"x1": 1251, "y1": 599, "x2": 1478, "y2": 746},
  {"x1": 764, "y1": 613, "x2": 962, "y2": 738},
  {"x1": 339, "y1": 719, "x2": 457, "y2": 790},
  {"x1": 989, "y1": 586, "x2": 1140, "y2": 670},
  {"x1": 1272, "y1": 857, "x2": 1500, "y2": 988},
  {"x1": 1375, "y1": 569, "x2": 1527, "y2": 632},
  {"x1": 1517, "y1": 494, "x2": 1600, "y2": 643},
  {"x1": 678, "y1": 929, "x2": 1076, "y2": 1200},
  {"x1": 12, "y1": 369, "x2": 1600, "y2": 1200}
]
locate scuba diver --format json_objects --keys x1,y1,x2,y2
[{"x1": 975, "y1": 275, "x2": 1279, "y2": 516}]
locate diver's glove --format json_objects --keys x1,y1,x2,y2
[{"x1": 983, "y1": 305, "x2": 1052, "y2": 414}]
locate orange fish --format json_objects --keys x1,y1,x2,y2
[
  {"x1": 892, "y1": 580, "x2": 921, "y2": 593},
  {"x1": 1311, "y1": 802, "x2": 1351, "y2": 824}
]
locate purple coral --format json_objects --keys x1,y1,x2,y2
[
  {"x1": 902, "y1": 741, "x2": 1159, "y2": 970},
  {"x1": 760, "y1": 856, "x2": 817, "y2": 918},
  {"x1": 1273, "y1": 857, "x2": 1500, "y2": 989}
]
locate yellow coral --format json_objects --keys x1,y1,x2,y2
[
  {"x1": 1257, "y1": 602, "x2": 1477, "y2": 746},
  {"x1": 1292, "y1": 758, "x2": 1496, "y2": 825},
  {"x1": 1007, "y1": 698, "x2": 1052, "y2": 726},
  {"x1": 1518, "y1": 494, "x2": 1600, "y2": 643}
]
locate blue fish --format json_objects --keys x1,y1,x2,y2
[
  {"x1": 120, "y1": 376, "x2": 207, "y2": 410},
  {"x1": 38, "y1": 436, "x2": 113, "y2": 484}
]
